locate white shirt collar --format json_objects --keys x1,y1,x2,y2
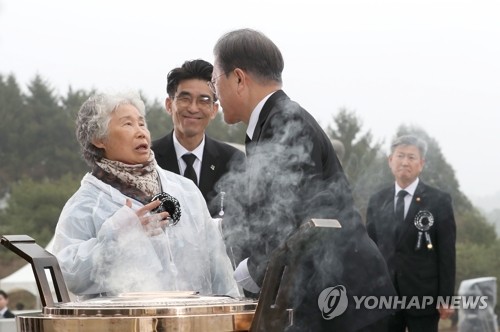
[
  {"x1": 172, "y1": 132, "x2": 205, "y2": 161},
  {"x1": 172, "y1": 132, "x2": 204, "y2": 180},
  {"x1": 246, "y1": 91, "x2": 276, "y2": 140},
  {"x1": 395, "y1": 178, "x2": 419, "y2": 197},
  {"x1": 0, "y1": 307, "x2": 7, "y2": 317}
]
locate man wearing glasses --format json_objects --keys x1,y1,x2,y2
[
  {"x1": 211, "y1": 29, "x2": 396, "y2": 332},
  {"x1": 152, "y1": 59, "x2": 244, "y2": 217}
]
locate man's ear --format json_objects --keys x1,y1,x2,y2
[
  {"x1": 420, "y1": 158, "x2": 426, "y2": 169},
  {"x1": 210, "y1": 102, "x2": 219, "y2": 120},
  {"x1": 387, "y1": 154, "x2": 392, "y2": 166},
  {"x1": 233, "y1": 68, "x2": 246, "y2": 95},
  {"x1": 165, "y1": 98, "x2": 173, "y2": 115},
  {"x1": 234, "y1": 68, "x2": 245, "y2": 84}
]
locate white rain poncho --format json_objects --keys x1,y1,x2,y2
[{"x1": 52, "y1": 166, "x2": 239, "y2": 297}]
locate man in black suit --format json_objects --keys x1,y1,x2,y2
[
  {"x1": 210, "y1": 28, "x2": 396, "y2": 332},
  {"x1": 366, "y1": 135, "x2": 456, "y2": 332},
  {"x1": 152, "y1": 59, "x2": 245, "y2": 217},
  {"x1": 0, "y1": 290, "x2": 15, "y2": 318}
]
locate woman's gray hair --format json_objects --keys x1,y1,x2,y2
[{"x1": 76, "y1": 91, "x2": 146, "y2": 167}]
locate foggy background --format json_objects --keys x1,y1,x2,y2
[{"x1": 1, "y1": 0, "x2": 499, "y2": 206}]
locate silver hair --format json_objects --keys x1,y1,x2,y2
[
  {"x1": 76, "y1": 91, "x2": 146, "y2": 167},
  {"x1": 390, "y1": 134, "x2": 428, "y2": 158}
]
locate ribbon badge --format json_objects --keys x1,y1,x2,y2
[{"x1": 414, "y1": 210, "x2": 434, "y2": 250}]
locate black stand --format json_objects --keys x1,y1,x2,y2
[
  {"x1": 1, "y1": 235, "x2": 70, "y2": 307},
  {"x1": 250, "y1": 219, "x2": 341, "y2": 332}
]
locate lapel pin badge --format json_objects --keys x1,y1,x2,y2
[
  {"x1": 210, "y1": 165, "x2": 215, "y2": 170},
  {"x1": 416, "y1": 197, "x2": 421, "y2": 202}
]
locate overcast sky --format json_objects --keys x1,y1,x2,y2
[{"x1": 1, "y1": 0, "x2": 499, "y2": 199}]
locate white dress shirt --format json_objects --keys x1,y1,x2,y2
[{"x1": 172, "y1": 132, "x2": 205, "y2": 183}]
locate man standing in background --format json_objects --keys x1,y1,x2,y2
[
  {"x1": 0, "y1": 290, "x2": 15, "y2": 318},
  {"x1": 152, "y1": 59, "x2": 244, "y2": 217},
  {"x1": 366, "y1": 134, "x2": 456, "y2": 332}
]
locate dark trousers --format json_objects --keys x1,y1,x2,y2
[
  {"x1": 356, "y1": 316, "x2": 388, "y2": 332},
  {"x1": 388, "y1": 310, "x2": 440, "y2": 332}
]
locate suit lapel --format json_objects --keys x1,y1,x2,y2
[
  {"x1": 397, "y1": 182, "x2": 426, "y2": 247},
  {"x1": 199, "y1": 136, "x2": 219, "y2": 198},
  {"x1": 382, "y1": 188, "x2": 400, "y2": 245},
  {"x1": 156, "y1": 131, "x2": 180, "y2": 174},
  {"x1": 251, "y1": 90, "x2": 287, "y2": 142}
]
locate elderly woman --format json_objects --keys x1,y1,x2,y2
[{"x1": 52, "y1": 91, "x2": 239, "y2": 298}]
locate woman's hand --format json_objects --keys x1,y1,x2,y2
[{"x1": 126, "y1": 199, "x2": 170, "y2": 236}]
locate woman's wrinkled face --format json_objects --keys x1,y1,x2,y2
[{"x1": 93, "y1": 104, "x2": 151, "y2": 164}]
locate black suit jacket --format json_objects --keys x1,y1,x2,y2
[
  {"x1": 366, "y1": 180, "x2": 456, "y2": 316},
  {"x1": 2, "y1": 309, "x2": 15, "y2": 318},
  {"x1": 226, "y1": 90, "x2": 396, "y2": 332},
  {"x1": 152, "y1": 131, "x2": 245, "y2": 216}
]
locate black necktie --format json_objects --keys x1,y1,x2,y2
[
  {"x1": 182, "y1": 153, "x2": 198, "y2": 186},
  {"x1": 395, "y1": 190, "x2": 408, "y2": 222}
]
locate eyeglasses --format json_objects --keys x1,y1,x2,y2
[
  {"x1": 207, "y1": 73, "x2": 224, "y2": 95},
  {"x1": 174, "y1": 94, "x2": 214, "y2": 110}
]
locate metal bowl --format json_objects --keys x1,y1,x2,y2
[{"x1": 17, "y1": 293, "x2": 256, "y2": 332}]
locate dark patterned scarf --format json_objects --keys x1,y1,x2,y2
[{"x1": 92, "y1": 152, "x2": 161, "y2": 204}]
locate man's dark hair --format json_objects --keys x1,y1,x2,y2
[
  {"x1": 166, "y1": 59, "x2": 214, "y2": 99},
  {"x1": 0, "y1": 290, "x2": 8, "y2": 299}
]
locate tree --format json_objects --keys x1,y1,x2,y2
[
  {"x1": 485, "y1": 209, "x2": 500, "y2": 237},
  {"x1": 61, "y1": 86, "x2": 92, "y2": 122},
  {"x1": 0, "y1": 74, "x2": 25, "y2": 195},
  {"x1": 0, "y1": 174, "x2": 81, "y2": 279},
  {"x1": 21, "y1": 75, "x2": 69, "y2": 180},
  {"x1": 455, "y1": 208, "x2": 497, "y2": 245},
  {"x1": 0, "y1": 75, "x2": 80, "y2": 182},
  {"x1": 144, "y1": 97, "x2": 173, "y2": 142},
  {"x1": 0, "y1": 174, "x2": 81, "y2": 246},
  {"x1": 326, "y1": 108, "x2": 387, "y2": 214},
  {"x1": 206, "y1": 111, "x2": 246, "y2": 144}
]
